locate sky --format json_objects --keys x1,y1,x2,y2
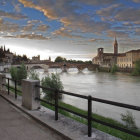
[{"x1": 0, "y1": 0, "x2": 140, "y2": 61}]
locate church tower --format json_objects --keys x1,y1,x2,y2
[{"x1": 114, "y1": 36, "x2": 118, "y2": 55}]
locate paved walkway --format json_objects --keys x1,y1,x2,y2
[{"x1": 0, "y1": 97, "x2": 66, "y2": 140}]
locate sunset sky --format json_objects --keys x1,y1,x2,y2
[{"x1": 0, "y1": 0, "x2": 140, "y2": 60}]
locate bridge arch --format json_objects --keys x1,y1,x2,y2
[{"x1": 27, "y1": 64, "x2": 49, "y2": 72}]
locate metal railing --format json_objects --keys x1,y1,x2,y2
[
  {"x1": 35, "y1": 85, "x2": 140, "y2": 137},
  {"x1": 2, "y1": 77, "x2": 22, "y2": 99}
]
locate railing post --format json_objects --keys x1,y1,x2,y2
[
  {"x1": 55, "y1": 90, "x2": 58, "y2": 120},
  {"x1": 22, "y1": 80, "x2": 40, "y2": 110},
  {"x1": 15, "y1": 80, "x2": 17, "y2": 99},
  {"x1": 8, "y1": 78, "x2": 9, "y2": 95},
  {"x1": 0, "y1": 74, "x2": 6, "y2": 92},
  {"x1": 88, "y1": 95, "x2": 92, "y2": 137}
]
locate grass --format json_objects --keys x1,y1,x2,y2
[
  {"x1": 41, "y1": 101, "x2": 140, "y2": 140},
  {"x1": 6, "y1": 84, "x2": 22, "y2": 96}
]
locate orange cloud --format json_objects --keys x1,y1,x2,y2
[
  {"x1": 18, "y1": 0, "x2": 58, "y2": 20},
  {"x1": 53, "y1": 27, "x2": 83, "y2": 38}
]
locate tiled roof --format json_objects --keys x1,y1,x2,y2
[{"x1": 126, "y1": 49, "x2": 140, "y2": 53}]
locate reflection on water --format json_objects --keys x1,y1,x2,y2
[{"x1": 7, "y1": 68, "x2": 140, "y2": 127}]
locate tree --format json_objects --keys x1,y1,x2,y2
[
  {"x1": 41, "y1": 73, "x2": 63, "y2": 101},
  {"x1": 111, "y1": 64, "x2": 118, "y2": 74},
  {"x1": 29, "y1": 70, "x2": 40, "y2": 80},
  {"x1": 10, "y1": 67, "x2": 18, "y2": 81},
  {"x1": 55, "y1": 56, "x2": 66, "y2": 62},
  {"x1": 10, "y1": 63, "x2": 27, "y2": 84},
  {"x1": 22, "y1": 55, "x2": 28, "y2": 61},
  {"x1": 132, "y1": 59, "x2": 140, "y2": 76}
]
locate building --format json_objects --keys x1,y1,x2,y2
[
  {"x1": 31, "y1": 55, "x2": 40, "y2": 63},
  {"x1": 31, "y1": 55, "x2": 52, "y2": 63},
  {"x1": 92, "y1": 37, "x2": 120, "y2": 67},
  {"x1": 93, "y1": 38, "x2": 140, "y2": 68},
  {"x1": 117, "y1": 49, "x2": 140, "y2": 68}
]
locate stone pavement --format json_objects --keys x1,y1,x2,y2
[{"x1": 0, "y1": 96, "x2": 67, "y2": 140}]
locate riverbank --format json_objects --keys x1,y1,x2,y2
[
  {"x1": 99, "y1": 67, "x2": 134, "y2": 74},
  {"x1": 41, "y1": 101, "x2": 140, "y2": 140}
]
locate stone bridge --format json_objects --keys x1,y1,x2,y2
[
  {"x1": 48, "y1": 63, "x2": 99, "y2": 72},
  {"x1": 11, "y1": 62, "x2": 99, "y2": 72},
  {"x1": 12, "y1": 63, "x2": 49, "y2": 72}
]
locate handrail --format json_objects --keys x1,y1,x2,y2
[
  {"x1": 2, "y1": 77, "x2": 21, "y2": 99},
  {"x1": 35, "y1": 84, "x2": 140, "y2": 137},
  {"x1": 91, "y1": 97, "x2": 140, "y2": 111}
]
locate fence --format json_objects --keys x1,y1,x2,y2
[
  {"x1": 35, "y1": 85, "x2": 140, "y2": 137},
  {"x1": 0, "y1": 75, "x2": 140, "y2": 137},
  {"x1": 2, "y1": 77, "x2": 22, "y2": 99}
]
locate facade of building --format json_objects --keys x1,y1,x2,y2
[
  {"x1": 31, "y1": 55, "x2": 40, "y2": 63},
  {"x1": 31, "y1": 55, "x2": 51, "y2": 63},
  {"x1": 93, "y1": 38, "x2": 140, "y2": 68},
  {"x1": 117, "y1": 50, "x2": 140, "y2": 68},
  {"x1": 92, "y1": 38, "x2": 119, "y2": 67}
]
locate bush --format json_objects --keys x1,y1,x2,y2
[
  {"x1": 132, "y1": 60, "x2": 140, "y2": 76},
  {"x1": 41, "y1": 73, "x2": 63, "y2": 101},
  {"x1": 111, "y1": 64, "x2": 118, "y2": 74},
  {"x1": 121, "y1": 111, "x2": 137, "y2": 129},
  {"x1": 29, "y1": 70, "x2": 40, "y2": 80},
  {"x1": 55, "y1": 56, "x2": 66, "y2": 62},
  {"x1": 10, "y1": 63, "x2": 27, "y2": 84},
  {"x1": 10, "y1": 67, "x2": 18, "y2": 81}
]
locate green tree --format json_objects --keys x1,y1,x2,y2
[
  {"x1": 41, "y1": 73, "x2": 63, "y2": 101},
  {"x1": 132, "y1": 59, "x2": 140, "y2": 76},
  {"x1": 22, "y1": 54, "x2": 28, "y2": 61},
  {"x1": 111, "y1": 64, "x2": 118, "y2": 74},
  {"x1": 55, "y1": 56, "x2": 66, "y2": 62},
  {"x1": 10, "y1": 63, "x2": 27, "y2": 84},
  {"x1": 10, "y1": 67, "x2": 18, "y2": 81},
  {"x1": 29, "y1": 70, "x2": 40, "y2": 80}
]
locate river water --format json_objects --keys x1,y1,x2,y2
[{"x1": 35, "y1": 68, "x2": 140, "y2": 127}]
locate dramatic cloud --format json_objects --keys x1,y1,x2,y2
[
  {"x1": 78, "y1": 0, "x2": 117, "y2": 5},
  {"x1": 16, "y1": 33, "x2": 49, "y2": 40},
  {"x1": 135, "y1": 28, "x2": 140, "y2": 36},
  {"x1": 0, "y1": 0, "x2": 140, "y2": 60},
  {"x1": 133, "y1": 0, "x2": 140, "y2": 3},
  {"x1": 53, "y1": 27, "x2": 83, "y2": 38},
  {"x1": 37, "y1": 24, "x2": 50, "y2": 32},
  {"x1": 0, "y1": 10, "x2": 27, "y2": 20},
  {"x1": 107, "y1": 30, "x2": 129, "y2": 38},
  {"x1": 27, "y1": 20, "x2": 42, "y2": 24},
  {"x1": 18, "y1": 0, "x2": 111, "y2": 34},
  {"x1": 96, "y1": 4, "x2": 121, "y2": 20},
  {"x1": 21, "y1": 23, "x2": 34, "y2": 32},
  {"x1": 18, "y1": 0, "x2": 58, "y2": 20},
  {"x1": 0, "y1": 19, "x2": 19, "y2": 33},
  {"x1": 115, "y1": 8, "x2": 140, "y2": 22}
]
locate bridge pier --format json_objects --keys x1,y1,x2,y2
[{"x1": 62, "y1": 67, "x2": 67, "y2": 72}]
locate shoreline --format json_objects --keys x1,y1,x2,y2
[{"x1": 41, "y1": 101, "x2": 140, "y2": 140}]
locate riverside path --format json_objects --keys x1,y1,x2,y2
[{"x1": 0, "y1": 96, "x2": 66, "y2": 140}]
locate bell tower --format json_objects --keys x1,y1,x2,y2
[{"x1": 114, "y1": 36, "x2": 118, "y2": 55}]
